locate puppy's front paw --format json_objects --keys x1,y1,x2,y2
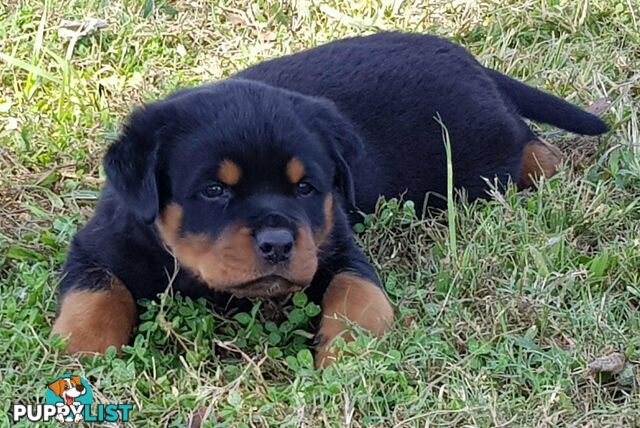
[{"x1": 315, "y1": 273, "x2": 394, "y2": 368}]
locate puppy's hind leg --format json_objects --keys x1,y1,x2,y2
[
  {"x1": 51, "y1": 274, "x2": 137, "y2": 355},
  {"x1": 518, "y1": 138, "x2": 563, "y2": 188}
]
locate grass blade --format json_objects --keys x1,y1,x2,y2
[{"x1": 0, "y1": 52, "x2": 60, "y2": 84}]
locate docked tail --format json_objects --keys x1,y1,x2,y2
[{"x1": 486, "y1": 68, "x2": 608, "y2": 136}]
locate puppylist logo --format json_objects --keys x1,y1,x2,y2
[{"x1": 11, "y1": 374, "x2": 133, "y2": 423}]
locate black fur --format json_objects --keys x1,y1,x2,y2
[
  {"x1": 484, "y1": 68, "x2": 608, "y2": 135},
  {"x1": 235, "y1": 31, "x2": 607, "y2": 212},
  {"x1": 58, "y1": 32, "x2": 607, "y2": 328}
]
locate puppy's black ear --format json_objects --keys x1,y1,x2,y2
[
  {"x1": 297, "y1": 96, "x2": 364, "y2": 208},
  {"x1": 103, "y1": 104, "x2": 166, "y2": 223}
]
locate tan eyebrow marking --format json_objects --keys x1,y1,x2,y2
[
  {"x1": 286, "y1": 157, "x2": 305, "y2": 184},
  {"x1": 217, "y1": 159, "x2": 242, "y2": 185}
]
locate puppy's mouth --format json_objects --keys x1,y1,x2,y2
[{"x1": 227, "y1": 275, "x2": 308, "y2": 298}]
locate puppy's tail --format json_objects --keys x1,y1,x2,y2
[{"x1": 486, "y1": 68, "x2": 608, "y2": 135}]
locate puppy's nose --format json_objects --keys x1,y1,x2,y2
[
  {"x1": 255, "y1": 228, "x2": 294, "y2": 264},
  {"x1": 76, "y1": 384, "x2": 85, "y2": 392}
]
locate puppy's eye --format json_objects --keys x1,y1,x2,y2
[
  {"x1": 295, "y1": 181, "x2": 314, "y2": 197},
  {"x1": 200, "y1": 183, "x2": 226, "y2": 199}
]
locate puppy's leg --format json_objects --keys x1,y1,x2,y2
[
  {"x1": 315, "y1": 272, "x2": 394, "y2": 368},
  {"x1": 518, "y1": 138, "x2": 563, "y2": 188},
  {"x1": 51, "y1": 277, "x2": 137, "y2": 354}
]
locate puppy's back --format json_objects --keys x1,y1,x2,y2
[{"x1": 236, "y1": 32, "x2": 525, "y2": 211}]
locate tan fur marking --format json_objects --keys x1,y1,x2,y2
[
  {"x1": 218, "y1": 159, "x2": 242, "y2": 186},
  {"x1": 315, "y1": 273, "x2": 394, "y2": 368},
  {"x1": 286, "y1": 157, "x2": 305, "y2": 184},
  {"x1": 51, "y1": 279, "x2": 137, "y2": 354},
  {"x1": 156, "y1": 203, "x2": 318, "y2": 297},
  {"x1": 48, "y1": 379, "x2": 66, "y2": 397},
  {"x1": 518, "y1": 139, "x2": 563, "y2": 188},
  {"x1": 314, "y1": 194, "x2": 334, "y2": 247}
]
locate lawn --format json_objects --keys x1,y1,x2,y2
[{"x1": 1, "y1": 0, "x2": 639, "y2": 426}]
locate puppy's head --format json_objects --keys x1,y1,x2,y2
[
  {"x1": 48, "y1": 376, "x2": 85, "y2": 402},
  {"x1": 104, "y1": 80, "x2": 363, "y2": 297}
]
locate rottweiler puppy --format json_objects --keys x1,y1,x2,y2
[{"x1": 51, "y1": 32, "x2": 607, "y2": 367}]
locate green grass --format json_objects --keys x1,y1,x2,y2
[{"x1": 1, "y1": 0, "x2": 639, "y2": 426}]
